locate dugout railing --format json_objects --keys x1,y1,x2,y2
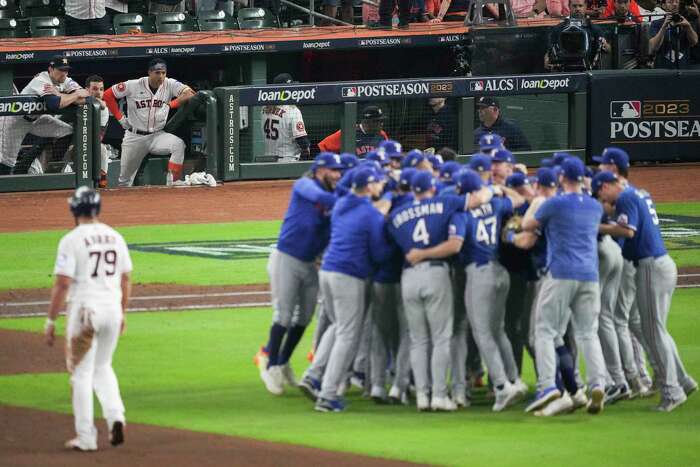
[{"x1": 214, "y1": 73, "x2": 588, "y2": 181}]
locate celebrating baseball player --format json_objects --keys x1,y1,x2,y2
[
  {"x1": 0, "y1": 56, "x2": 88, "y2": 175},
  {"x1": 103, "y1": 58, "x2": 195, "y2": 186},
  {"x1": 45, "y1": 187, "x2": 132, "y2": 451},
  {"x1": 261, "y1": 73, "x2": 311, "y2": 163}
]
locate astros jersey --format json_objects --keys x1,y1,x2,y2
[
  {"x1": 614, "y1": 186, "x2": 666, "y2": 262},
  {"x1": 110, "y1": 77, "x2": 186, "y2": 133},
  {"x1": 21, "y1": 71, "x2": 81, "y2": 97},
  {"x1": 54, "y1": 222, "x2": 133, "y2": 303},
  {"x1": 318, "y1": 126, "x2": 389, "y2": 158},
  {"x1": 261, "y1": 105, "x2": 307, "y2": 162},
  {"x1": 459, "y1": 196, "x2": 513, "y2": 266}
]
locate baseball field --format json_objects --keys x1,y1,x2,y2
[{"x1": 1, "y1": 167, "x2": 700, "y2": 467}]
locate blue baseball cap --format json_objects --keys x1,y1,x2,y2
[
  {"x1": 402, "y1": 149, "x2": 426, "y2": 169},
  {"x1": 593, "y1": 147, "x2": 630, "y2": 170},
  {"x1": 552, "y1": 165, "x2": 563, "y2": 181},
  {"x1": 340, "y1": 153, "x2": 358, "y2": 170},
  {"x1": 352, "y1": 167, "x2": 381, "y2": 189},
  {"x1": 455, "y1": 169, "x2": 483, "y2": 194},
  {"x1": 379, "y1": 140, "x2": 403, "y2": 159},
  {"x1": 479, "y1": 133, "x2": 503, "y2": 150},
  {"x1": 506, "y1": 172, "x2": 529, "y2": 188},
  {"x1": 591, "y1": 170, "x2": 618, "y2": 195},
  {"x1": 468, "y1": 154, "x2": 492, "y2": 172},
  {"x1": 536, "y1": 167, "x2": 557, "y2": 188},
  {"x1": 562, "y1": 157, "x2": 585, "y2": 182},
  {"x1": 552, "y1": 152, "x2": 571, "y2": 166},
  {"x1": 366, "y1": 150, "x2": 390, "y2": 166},
  {"x1": 428, "y1": 154, "x2": 443, "y2": 170},
  {"x1": 439, "y1": 161, "x2": 462, "y2": 181},
  {"x1": 411, "y1": 171, "x2": 436, "y2": 194},
  {"x1": 399, "y1": 167, "x2": 418, "y2": 189},
  {"x1": 493, "y1": 149, "x2": 515, "y2": 164},
  {"x1": 540, "y1": 158, "x2": 554, "y2": 168},
  {"x1": 313, "y1": 152, "x2": 344, "y2": 171},
  {"x1": 584, "y1": 166, "x2": 595, "y2": 179}
]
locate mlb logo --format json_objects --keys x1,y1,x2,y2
[
  {"x1": 610, "y1": 100, "x2": 641, "y2": 119},
  {"x1": 342, "y1": 87, "x2": 358, "y2": 98},
  {"x1": 470, "y1": 81, "x2": 484, "y2": 92}
]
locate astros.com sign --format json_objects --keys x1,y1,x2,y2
[
  {"x1": 257, "y1": 88, "x2": 317, "y2": 103},
  {"x1": 520, "y1": 77, "x2": 571, "y2": 91},
  {"x1": 0, "y1": 100, "x2": 47, "y2": 115}
]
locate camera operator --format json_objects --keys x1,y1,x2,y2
[
  {"x1": 545, "y1": 0, "x2": 611, "y2": 71},
  {"x1": 649, "y1": 0, "x2": 698, "y2": 68},
  {"x1": 684, "y1": 0, "x2": 700, "y2": 66}
]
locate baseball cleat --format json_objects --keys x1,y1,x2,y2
[
  {"x1": 260, "y1": 366, "x2": 284, "y2": 396},
  {"x1": 110, "y1": 421, "x2": 125, "y2": 447},
  {"x1": 493, "y1": 383, "x2": 520, "y2": 412},
  {"x1": 370, "y1": 385, "x2": 389, "y2": 404},
  {"x1": 587, "y1": 386, "x2": 605, "y2": 414},
  {"x1": 513, "y1": 378, "x2": 529, "y2": 398},
  {"x1": 388, "y1": 385, "x2": 409, "y2": 406},
  {"x1": 416, "y1": 392, "x2": 431, "y2": 412},
  {"x1": 350, "y1": 371, "x2": 366, "y2": 390},
  {"x1": 604, "y1": 384, "x2": 631, "y2": 405},
  {"x1": 315, "y1": 397, "x2": 346, "y2": 413},
  {"x1": 298, "y1": 375, "x2": 321, "y2": 401},
  {"x1": 453, "y1": 392, "x2": 471, "y2": 408},
  {"x1": 253, "y1": 347, "x2": 269, "y2": 372},
  {"x1": 654, "y1": 393, "x2": 687, "y2": 412},
  {"x1": 534, "y1": 391, "x2": 574, "y2": 417},
  {"x1": 64, "y1": 437, "x2": 97, "y2": 452},
  {"x1": 281, "y1": 363, "x2": 297, "y2": 387},
  {"x1": 431, "y1": 396, "x2": 457, "y2": 412},
  {"x1": 572, "y1": 388, "x2": 589, "y2": 410},
  {"x1": 525, "y1": 386, "x2": 561, "y2": 413}
]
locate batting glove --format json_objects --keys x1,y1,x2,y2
[{"x1": 118, "y1": 116, "x2": 132, "y2": 131}]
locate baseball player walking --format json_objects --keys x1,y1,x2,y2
[
  {"x1": 0, "y1": 56, "x2": 88, "y2": 175},
  {"x1": 45, "y1": 187, "x2": 132, "y2": 451},
  {"x1": 103, "y1": 59, "x2": 195, "y2": 186},
  {"x1": 255, "y1": 152, "x2": 344, "y2": 395},
  {"x1": 261, "y1": 73, "x2": 311, "y2": 163},
  {"x1": 595, "y1": 171, "x2": 698, "y2": 411},
  {"x1": 522, "y1": 158, "x2": 608, "y2": 415}
]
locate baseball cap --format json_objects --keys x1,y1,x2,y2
[
  {"x1": 584, "y1": 166, "x2": 595, "y2": 179},
  {"x1": 536, "y1": 168, "x2": 557, "y2": 188},
  {"x1": 399, "y1": 168, "x2": 418, "y2": 190},
  {"x1": 379, "y1": 140, "x2": 403, "y2": 159},
  {"x1": 506, "y1": 172, "x2": 529, "y2": 188},
  {"x1": 455, "y1": 169, "x2": 483, "y2": 194},
  {"x1": 591, "y1": 171, "x2": 618, "y2": 195},
  {"x1": 411, "y1": 171, "x2": 436, "y2": 194},
  {"x1": 49, "y1": 55, "x2": 70, "y2": 70},
  {"x1": 493, "y1": 149, "x2": 515, "y2": 164},
  {"x1": 352, "y1": 167, "x2": 380, "y2": 190},
  {"x1": 552, "y1": 152, "x2": 571, "y2": 166},
  {"x1": 340, "y1": 153, "x2": 358, "y2": 170},
  {"x1": 540, "y1": 158, "x2": 554, "y2": 168},
  {"x1": 362, "y1": 105, "x2": 385, "y2": 120},
  {"x1": 468, "y1": 154, "x2": 492, "y2": 172},
  {"x1": 366, "y1": 150, "x2": 390, "y2": 166},
  {"x1": 402, "y1": 149, "x2": 426, "y2": 169},
  {"x1": 312, "y1": 152, "x2": 344, "y2": 171},
  {"x1": 562, "y1": 157, "x2": 585, "y2": 182},
  {"x1": 552, "y1": 165, "x2": 563, "y2": 181},
  {"x1": 593, "y1": 147, "x2": 630, "y2": 170},
  {"x1": 479, "y1": 133, "x2": 503, "y2": 151},
  {"x1": 428, "y1": 154, "x2": 443, "y2": 170},
  {"x1": 439, "y1": 161, "x2": 462, "y2": 181},
  {"x1": 476, "y1": 96, "x2": 500, "y2": 108},
  {"x1": 272, "y1": 73, "x2": 295, "y2": 84}
]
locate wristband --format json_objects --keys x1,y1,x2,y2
[{"x1": 44, "y1": 318, "x2": 56, "y2": 331}]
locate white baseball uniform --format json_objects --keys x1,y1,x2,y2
[
  {"x1": 54, "y1": 221, "x2": 132, "y2": 449},
  {"x1": 261, "y1": 105, "x2": 307, "y2": 163},
  {"x1": 0, "y1": 72, "x2": 78, "y2": 169},
  {"x1": 98, "y1": 105, "x2": 110, "y2": 174},
  {"x1": 110, "y1": 77, "x2": 187, "y2": 186}
]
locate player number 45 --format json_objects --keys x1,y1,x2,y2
[{"x1": 264, "y1": 118, "x2": 279, "y2": 140}]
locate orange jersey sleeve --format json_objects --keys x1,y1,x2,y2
[{"x1": 318, "y1": 130, "x2": 342, "y2": 153}]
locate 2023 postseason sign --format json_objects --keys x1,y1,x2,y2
[{"x1": 589, "y1": 70, "x2": 700, "y2": 162}]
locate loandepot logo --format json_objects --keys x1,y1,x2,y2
[
  {"x1": 0, "y1": 100, "x2": 47, "y2": 114},
  {"x1": 257, "y1": 88, "x2": 317, "y2": 103},
  {"x1": 129, "y1": 238, "x2": 277, "y2": 260},
  {"x1": 659, "y1": 215, "x2": 700, "y2": 250},
  {"x1": 519, "y1": 77, "x2": 571, "y2": 91}
]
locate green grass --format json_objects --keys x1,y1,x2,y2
[{"x1": 1, "y1": 289, "x2": 699, "y2": 466}]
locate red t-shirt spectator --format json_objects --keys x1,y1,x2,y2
[{"x1": 602, "y1": 0, "x2": 642, "y2": 22}]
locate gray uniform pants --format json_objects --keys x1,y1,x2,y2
[
  {"x1": 597, "y1": 236, "x2": 626, "y2": 386},
  {"x1": 353, "y1": 303, "x2": 374, "y2": 379},
  {"x1": 451, "y1": 265, "x2": 468, "y2": 395},
  {"x1": 465, "y1": 261, "x2": 518, "y2": 388},
  {"x1": 401, "y1": 262, "x2": 454, "y2": 398},
  {"x1": 534, "y1": 274, "x2": 606, "y2": 391},
  {"x1": 369, "y1": 282, "x2": 411, "y2": 391},
  {"x1": 118, "y1": 130, "x2": 185, "y2": 187},
  {"x1": 636, "y1": 255, "x2": 691, "y2": 399},
  {"x1": 317, "y1": 271, "x2": 368, "y2": 400},
  {"x1": 267, "y1": 249, "x2": 318, "y2": 328},
  {"x1": 0, "y1": 115, "x2": 73, "y2": 168}
]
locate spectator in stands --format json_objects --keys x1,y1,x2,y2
[
  {"x1": 424, "y1": 98, "x2": 457, "y2": 151},
  {"x1": 649, "y1": 0, "x2": 698, "y2": 68},
  {"x1": 149, "y1": 0, "x2": 186, "y2": 13},
  {"x1": 318, "y1": 105, "x2": 389, "y2": 157},
  {"x1": 473, "y1": 97, "x2": 531, "y2": 152},
  {"x1": 602, "y1": 0, "x2": 642, "y2": 22},
  {"x1": 106, "y1": 0, "x2": 128, "y2": 23},
  {"x1": 429, "y1": 0, "x2": 471, "y2": 22},
  {"x1": 64, "y1": 0, "x2": 113, "y2": 36},
  {"x1": 688, "y1": 0, "x2": 700, "y2": 67},
  {"x1": 510, "y1": 0, "x2": 547, "y2": 17},
  {"x1": 320, "y1": 0, "x2": 354, "y2": 25}
]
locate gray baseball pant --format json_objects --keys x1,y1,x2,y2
[
  {"x1": 311, "y1": 295, "x2": 331, "y2": 351},
  {"x1": 451, "y1": 265, "x2": 468, "y2": 396},
  {"x1": 0, "y1": 115, "x2": 73, "y2": 168},
  {"x1": 465, "y1": 261, "x2": 518, "y2": 388},
  {"x1": 353, "y1": 302, "x2": 374, "y2": 381},
  {"x1": 401, "y1": 262, "x2": 453, "y2": 399},
  {"x1": 267, "y1": 249, "x2": 318, "y2": 328},
  {"x1": 505, "y1": 270, "x2": 534, "y2": 375},
  {"x1": 534, "y1": 274, "x2": 607, "y2": 391},
  {"x1": 118, "y1": 130, "x2": 185, "y2": 187},
  {"x1": 597, "y1": 235, "x2": 626, "y2": 386},
  {"x1": 318, "y1": 271, "x2": 367, "y2": 401},
  {"x1": 636, "y1": 255, "x2": 692, "y2": 400}
]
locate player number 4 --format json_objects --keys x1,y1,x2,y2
[
  {"x1": 476, "y1": 216, "x2": 497, "y2": 245},
  {"x1": 412, "y1": 218, "x2": 430, "y2": 245}
]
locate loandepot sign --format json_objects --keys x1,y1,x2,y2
[{"x1": 129, "y1": 238, "x2": 277, "y2": 260}]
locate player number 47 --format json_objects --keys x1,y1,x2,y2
[{"x1": 476, "y1": 216, "x2": 497, "y2": 245}]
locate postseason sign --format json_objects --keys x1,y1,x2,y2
[{"x1": 589, "y1": 71, "x2": 700, "y2": 162}]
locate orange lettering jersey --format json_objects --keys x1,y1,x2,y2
[
  {"x1": 111, "y1": 77, "x2": 185, "y2": 133},
  {"x1": 318, "y1": 126, "x2": 389, "y2": 157}
]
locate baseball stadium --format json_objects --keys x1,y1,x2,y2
[{"x1": 1, "y1": 1, "x2": 700, "y2": 466}]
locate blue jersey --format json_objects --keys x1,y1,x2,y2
[
  {"x1": 614, "y1": 186, "x2": 666, "y2": 262},
  {"x1": 387, "y1": 195, "x2": 467, "y2": 262},
  {"x1": 277, "y1": 176, "x2": 336, "y2": 262},
  {"x1": 459, "y1": 197, "x2": 513, "y2": 266},
  {"x1": 374, "y1": 192, "x2": 415, "y2": 284},
  {"x1": 322, "y1": 194, "x2": 391, "y2": 280},
  {"x1": 535, "y1": 192, "x2": 602, "y2": 282}
]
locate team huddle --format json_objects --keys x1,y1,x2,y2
[{"x1": 254, "y1": 138, "x2": 697, "y2": 415}]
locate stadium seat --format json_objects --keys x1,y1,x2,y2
[
  {"x1": 0, "y1": 17, "x2": 27, "y2": 37},
  {"x1": 113, "y1": 13, "x2": 155, "y2": 35},
  {"x1": 29, "y1": 15, "x2": 64, "y2": 36},
  {"x1": 0, "y1": 0, "x2": 18, "y2": 19},
  {"x1": 196, "y1": 9, "x2": 238, "y2": 31},
  {"x1": 127, "y1": 0, "x2": 147, "y2": 14},
  {"x1": 237, "y1": 8, "x2": 279, "y2": 29},
  {"x1": 19, "y1": 0, "x2": 60, "y2": 17},
  {"x1": 155, "y1": 12, "x2": 195, "y2": 33}
]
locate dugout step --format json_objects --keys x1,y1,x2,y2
[{"x1": 134, "y1": 155, "x2": 169, "y2": 186}]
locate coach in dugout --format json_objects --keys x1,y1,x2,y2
[
  {"x1": 473, "y1": 97, "x2": 531, "y2": 153},
  {"x1": 318, "y1": 105, "x2": 389, "y2": 158}
]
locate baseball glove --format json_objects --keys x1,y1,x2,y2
[{"x1": 501, "y1": 215, "x2": 523, "y2": 243}]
